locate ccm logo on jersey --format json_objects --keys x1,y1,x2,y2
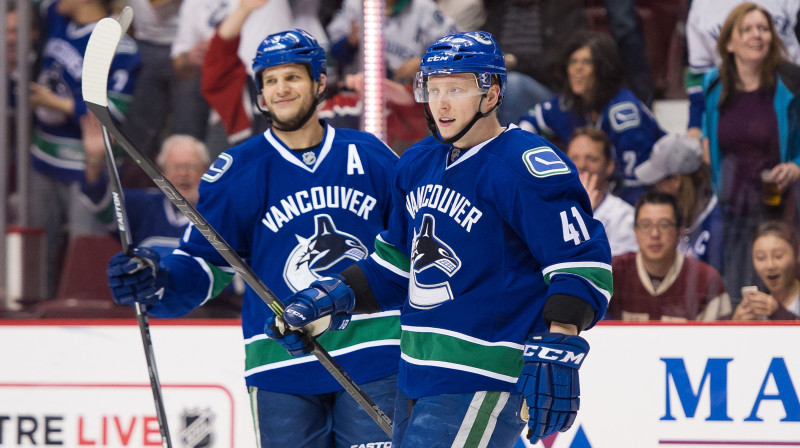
[
  {"x1": 522, "y1": 146, "x2": 570, "y2": 178},
  {"x1": 523, "y1": 344, "x2": 586, "y2": 366}
]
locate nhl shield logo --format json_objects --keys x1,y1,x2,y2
[{"x1": 180, "y1": 408, "x2": 215, "y2": 448}]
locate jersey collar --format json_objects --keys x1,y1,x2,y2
[
  {"x1": 446, "y1": 124, "x2": 518, "y2": 170},
  {"x1": 264, "y1": 123, "x2": 335, "y2": 173}
]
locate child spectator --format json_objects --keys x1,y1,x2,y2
[{"x1": 732, "y1": 220, "x2": 800, "y2": 320}]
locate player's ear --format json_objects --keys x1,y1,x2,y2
[
  {"x1": 317, "y1": 73, "x2": 327, "y2": 95},
  {"x1": 483, "y1": 85, "x2": 501, "y2": 112},
  {"x1": 257, "y1": 94, "x2": 269, "y2": 111}
]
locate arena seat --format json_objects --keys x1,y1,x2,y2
[
  {"x1": 36, "y1": 234, "x2": 135, "y2": 318},
  {"x1": 583, "y1": 0, "x2": 689, "y2": 99}
]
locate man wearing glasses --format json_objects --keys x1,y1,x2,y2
[{"x1": 607, "y1": 190, "x2": 731, "y2": 321}]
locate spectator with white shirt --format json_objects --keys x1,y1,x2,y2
[
  {"x1": 170, "y1": 0, "x2": 292, "y2": 157},
  {"x1": 566, "y1": 126, "x2": 638, "y2": 257},
  {"x1": 684, "y1": 0, "x2": 800, "y2": 140}
]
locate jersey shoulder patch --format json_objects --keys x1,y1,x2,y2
[
  {"x1": 202, "y1": 153, "x2": 233, "y2": 183},
  {"x1": 608, "y1": 101, "x2": 641, "y2": 132},
  {"x1": 522, "y1": 146, "x2": 570, "y2": 178}
]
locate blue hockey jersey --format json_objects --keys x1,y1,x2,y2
[
  {"x1": 357, "y1": 125, "x2": 613, "y2": 399},
  {"x1": 32, "y1": 2, "x2": 140, "y2": 182},
  {"x1": 678, "y1": 195, "x2": 724, "y2": 274},
  {"x1": 519, "y1": 88, "x2": 665, "y2": 193},
  {"x1": 147, "y1": 123, "x2": 401, "y2": 394}
]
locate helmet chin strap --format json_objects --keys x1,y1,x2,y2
[
  {"x1": 424, "y1": 95, "x2": 503, "y2": 146},
  {"x1": 256, "y1": 82, "x2": 326, "y2": 133}
]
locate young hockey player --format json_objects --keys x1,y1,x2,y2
[
  {"x1": 106, "y1": 29, "x2": 400, "y2": 447},
  {"x1": 267, "y1": 31, "x2": 613, "y2": 446}
]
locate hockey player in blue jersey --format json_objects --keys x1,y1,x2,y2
[
  {"x1": 266, "y1": 31, "x2": 613, "y2": 447},
  {"x1": 106, "y1": 29, "x2": 400, "y2": 447}
]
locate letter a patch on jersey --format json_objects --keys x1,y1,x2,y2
[{"x1": 522, "y1": 147, "x2": 570, "y2": 178}]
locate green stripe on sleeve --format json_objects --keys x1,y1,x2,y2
[
  {"x1": 374, "y1": 237, "x2": 410, "y2": 272},
  {"x1": 545, "y1": 265, "x2": 613, "y2": 297},
  {"x1": 207, "y1": 263, "x2": 234, "y2": 299}
]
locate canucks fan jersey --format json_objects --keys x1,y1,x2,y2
[
  {"x1": 678, "y1": 195, "x2": 724, "y2": 274},
  {"x1": 147, "y1": 123, "x2": 401, "y2": 394},
  {"x1": 519, "y1": 88, "x2": 665, "y2": 190},
  {"x1": 33, "y1": 2, "x2": 140, "y2": 182},
  {"x1": 357, "y1": 125, "x2": 613, "y2": 399}
]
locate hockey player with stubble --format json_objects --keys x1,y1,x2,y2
[
  {"x1": 106, "y1": 30, "x2": 400, "y2": 447},
  {"x1": 266, "y1": 31, "x2": 613, "y2": 447}
]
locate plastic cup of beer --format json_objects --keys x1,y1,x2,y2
[{"x1": 761, "y1": 169, "x2": 781, "y2": 207}]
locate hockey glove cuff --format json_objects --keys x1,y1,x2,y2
[
  {"x1": 107, "y1": 247, "x2": 169, "y2": 307},
  {"x1": 517, "y1": 332, "x2": 589, "y2": 445}
]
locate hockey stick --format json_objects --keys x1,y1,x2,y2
[
  {"x1": 87, "y1": 7, "x2": 172, "y2": 447},
  {"x1": 101, "y1": 126, "x2": 173, "y2": 448},
  {"x1": 81, "y1": 16, "x2": 393, "y2": 436}
]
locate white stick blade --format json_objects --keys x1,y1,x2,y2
[
  {"x1": 117, "y1": 6, "x2": 134, "y2": 36},
  {"x1": 82, "y1": 18, "x2": 123, "y2": 107}
]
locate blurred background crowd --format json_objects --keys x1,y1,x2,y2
[{"x1": 1, "y1": 0, "x2": 799, "y2": 322}]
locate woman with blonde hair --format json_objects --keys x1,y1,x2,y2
[
  {"x1": 702, "y1": 2, "x2": 800, "y2": 304},
  {"x1": 732, "y1": 220, "x2": 800, "y2": 320}
]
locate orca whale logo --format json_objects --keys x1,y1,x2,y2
[
  {"x1": 283, "y1": 214, "x2": 368, "y2": 291},
  {"x1": 412, "y1": 215, "x2": 460, "y2": 275},
  {"x1": 409, "y1": 214, "x2": 461, "y2": 309}
]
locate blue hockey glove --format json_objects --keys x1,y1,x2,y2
[
  {"x1": 107, "y1": 247, "x2": 168, "y2": 307},
  {"x1": 263, "y1": 276, "x2": 354, "y2": 357},
  {"x1": 517, "y1": 332, "x2": 590, "y2": 444},
  {"x1": 264, "y1": 314, "x2": 312, "y2": 357},
  {"x1": 281, "y1": 275, "x2": 355, "y2": 330}
]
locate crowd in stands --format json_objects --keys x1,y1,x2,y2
[{"x1": 2, "y1": 0, "x2": 799, "y2": 321}]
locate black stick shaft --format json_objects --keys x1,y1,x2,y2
[{"x1": 101, "y1": 127, "x2": 173, "y2": 448}]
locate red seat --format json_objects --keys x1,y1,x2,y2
[
  {"x1": 583, "y1": 0, "x2": 689, "y2": 99},
  {"x1": 36, "y1": 234, "x2": 134, "y2": 318}
]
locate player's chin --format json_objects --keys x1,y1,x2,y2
[
  {"x1": 437, "y1": 122, "x2": 460, "y2": 139},
  {"x1": 272, "y1": 115, "x2": 303, "y2": 130}
]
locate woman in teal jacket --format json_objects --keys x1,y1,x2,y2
[{"x1": 701, "y1": 2, "x2": 800, "y2": 305}]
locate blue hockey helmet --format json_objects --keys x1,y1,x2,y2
[
  {"x1": 251, "y1": 29, "x2": 327, "y2": 92},
  {"x1": 415, "y1": 31, "x2": 506, "y2": 103}
]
